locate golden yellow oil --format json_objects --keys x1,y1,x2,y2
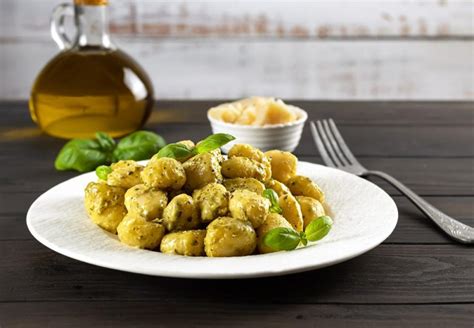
[{"x1": 29, "y1": 48, "x2": 154, "y2": 139}]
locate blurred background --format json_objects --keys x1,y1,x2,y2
[{"x1": 1, "y1": 0, "x2": 473, "y2": 100}]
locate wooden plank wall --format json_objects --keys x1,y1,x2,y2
[{"x1": 0, "y1": 0, "x2": 473, "y2": 100}]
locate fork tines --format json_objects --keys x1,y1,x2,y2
[{"x1": 310, "y1": 119, "x2": 359, "y2": 168}]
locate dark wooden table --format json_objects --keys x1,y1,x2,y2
[{"x1": 0, "y1": 101, "x2": 473, "y2": 327}]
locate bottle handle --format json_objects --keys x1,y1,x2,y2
[{"x1": 50, "y1": 3, "x2": 75, "y2": 50}]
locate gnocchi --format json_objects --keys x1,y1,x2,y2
[
  {"x1": 160, "y1": 230, "x2": 206, "y2": 256},
  {"x1": 124, "y1": 184, "x2": 168, "y2": 221},
  {"x1": 85, "y1": 138, "x2": 330, "y2": 256},
  {"x1": 141, "y1": 157, "x2": 186, "y2": 190},
  {"x1": 287, "y1": 175, "x2": 325, "y2": 202},
  {"x1": 228, "y1": 189, "x2": 270, "y2": 228},
  {"x1": 204, "y1": 217, "x2": 257, "y2": 257},
  {"x1": 84, "y1": 182, "x2": 127, "y2": 233}
]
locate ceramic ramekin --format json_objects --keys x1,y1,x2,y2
[{"x1": 208, "y1": 105, "x2": 308, "y2": 153}]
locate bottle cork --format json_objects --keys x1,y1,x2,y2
[{"x1": 74, "y1": 0, "x2": 108, "y2": 5}]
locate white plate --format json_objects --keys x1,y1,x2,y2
[{"x1": 27, "y1": 162, "x2": 398, "y2": 279}]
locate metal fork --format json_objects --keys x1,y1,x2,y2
[{"x1": 310, "y1": 119, "x2": 474, "y2": 244}]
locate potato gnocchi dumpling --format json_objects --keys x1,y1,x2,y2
[
  {"x1": 183, "y1": 152, "x2": 222, "y2": 191},
  {"x1": 223, "y1": 178, "x2": 265, "y2": 195},
  {"x1": 84, "y1": 182, "x2": 127, "y2": 233},
  {"x1": 221, "y1": 157, "x2": 267, "y2": 181},
  {"x1": 107, "y1": 160, "x2": 143, "y2": 189},
  {"x1": 228, "y1": 144, "x2": 272, "y2": 181},
  {"x1": 265, "y1": 179, "x2": 291, "y2": 197},
  {"x1": 141, "y1": 157, "x2": 186, "y2": 190},
  {"x1": 160, "y1": 230, "x2": 206, "y2": 256},
  {"x1": 229, "y1": 143, "x2": 266, "y2": 163},
  {"x1": 265, "y1": 150, "x2": 297, "y2": 183},
  {"x1": 204, "y1": 217, "x2": 257, "y2": 257},
  {"x1": 124, "y1": 184, "x2": 168, "y2": 221},
  {"x1": 279, "y1": 193, "x2": 304, "y2": 232},
  {"x1": 257, "y1": 213, "x2": 294, "y2": 254},
  {"x1": 85, "y1": 135, "x2": 330, "y2": 257},
  {"x1": 161, "y1": 194, "x2": 200, "y2": 231},
  {"x1": 193, "y1": 183, "x2": 229, "y2": 223},
  {"x1": 117, "y1": 214, "x2": 165, "y2": 249},
  {"x1": 287, "y1": 175, "x2": 325, "y2": 202},
  {"x1": 296, "y1": 196, "x2": 326, "y2": 228},
  {"x1": 229, "y1": 189, "x2": 270, "y2": 229}
]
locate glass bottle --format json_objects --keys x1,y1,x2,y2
[{"x1": 29, "y1": 0, "x2": 154, "y2": 139}]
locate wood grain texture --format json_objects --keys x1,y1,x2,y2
[
  {"x1": 2, "y1": 0, "x2": 473, "y2": 40},
  {"x1": 0, "y1": 242, "x2": 473, "y2": 304},
  {"x1": 2, "y1": 40, "x2": 473, "y2": 100},
  {"x1": 1, "y1": 123, "x2": 473, "y2": 157},
  {"x1": 0, "y1": 101, "x2": 472, "y2": 326},
  {"x1": 1, "y1": 303, "x2": 473, "y2": 328},
  {"x1": 2, "y1": 101, "x2": 474, "y2": 126}
]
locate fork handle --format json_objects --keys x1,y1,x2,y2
[{"x1": 364, "y1": 170, "x2": 474, "y2": 244}]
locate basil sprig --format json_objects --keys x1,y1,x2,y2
[
  {"x1": 156, "y1": 133, "x2": 235, "y2": 160},
  {"x1": 263, "y1": 215, "x2": 333, "y2": 251},
  {"x1": 195, "y1": 133, "x2": 235, "y2": 154},
  {"x1": 113, "y1": 131, "x2": 166, "y2": 161},
  {"x1": 96, "y1": 165, "x2": 112, "y2": 180},
  {"x1": 55, "y1": 131, "x2": 166, "y2": 173},
  {"x1": 262, "y1": 188, "x2": 282, "y2": 214}
]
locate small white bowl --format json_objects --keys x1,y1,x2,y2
[{"x1": 208, "y1": 105, "x2": 308, "y2": 153}]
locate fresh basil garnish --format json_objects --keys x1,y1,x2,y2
[
  {"x1": 155, "y1": 143, "x2": 196, "y2": 161},
  {"x1": 156, "y1": 133, "x2": 235, "y2": 161},
  {"x1": 305, "y1": 216, "x2": 333, "y2": 242},
  {"x1": 263, "y1": 215, "x2": 333, "y2": 251},
  {"x1": 195, "y1": 133, "x2": 235, "y2": 154},
  {"x1": 54, "y1": 130, "x2": 166, "y2": 173},
  {"x1": 95, "y1": 131, "x2": 116, "y2": 153},
  {"x1": 113, "y1": 131, "x2": 166, "y2": 161},
  {"x1": 55, "y1": 139, "x2": 109, "y2": 172},
  {"x1": 263, "y1": 227, "x2": 301, "y2": 251},
  {"x1": 96, "y1": 165, "x2": 112, "y2": 180},
  {"x1": 262, "y1": 188, "x2": 283, "y2": 214}
]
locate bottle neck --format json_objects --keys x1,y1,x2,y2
[{"x1": 75, "y1": 4, "x2": 112, "y2": 49}]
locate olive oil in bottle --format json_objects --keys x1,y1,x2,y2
[{"x1": 29, "y1": 0, "x2": 154, "y2": 139}]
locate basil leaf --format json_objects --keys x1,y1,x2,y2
[
  {"x1": 95, "y1": 132, "x2": 116, "y2": 152},
  {"x1": 300, "y1": 231, "x2": 308, "y2": 246},
  {"x1": 305, "y1": 215, "x2": 333, "y2": 242},
  {"x1": 156, "y1": 143, "x2": 195, "y2": 161},
  {"x1": 113, "y1": 131, "x2": 166, "y2": 161},
  {"x1": 55, "y1": 139, "x2": 108, "y2": 172},
  {"x1": 195, "y1": 133, "x2": 235, "y2": 154},
  {"x1": 263, "y1": 227, "x2": 301, "y2": 251},
  {"x1": 263, "y1": 188, "x2": 282, "y2": 214},
  {"x1": 96, "y1": 165, "x2": 112, "y2": 180}
]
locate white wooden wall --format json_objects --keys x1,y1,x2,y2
[{"x1": 1, "y1": 0, "x2": 473, "y2": 100}]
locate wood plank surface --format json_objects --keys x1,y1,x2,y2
[
  {"x1": 2, "y1": 101, "x2": 474, "y2": 126},
  {"x1": 0, "y1": 101, "x2": 472, "y2": 327},
  {"x1": 1, "y1": 123, "x2": 473, "y2": 157},
  {"x1": 1, "y1": 303, "x2": 473, "y2": 328},
  {"x1": 4, "y1": 0, "x2": 473, "y2": 40},
  {"x1": 2, "y1": 41, "x2": 473, "y2": 100},
  {"x1": 0, "y1": 242, "x2": 472, "y2": 304}
]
